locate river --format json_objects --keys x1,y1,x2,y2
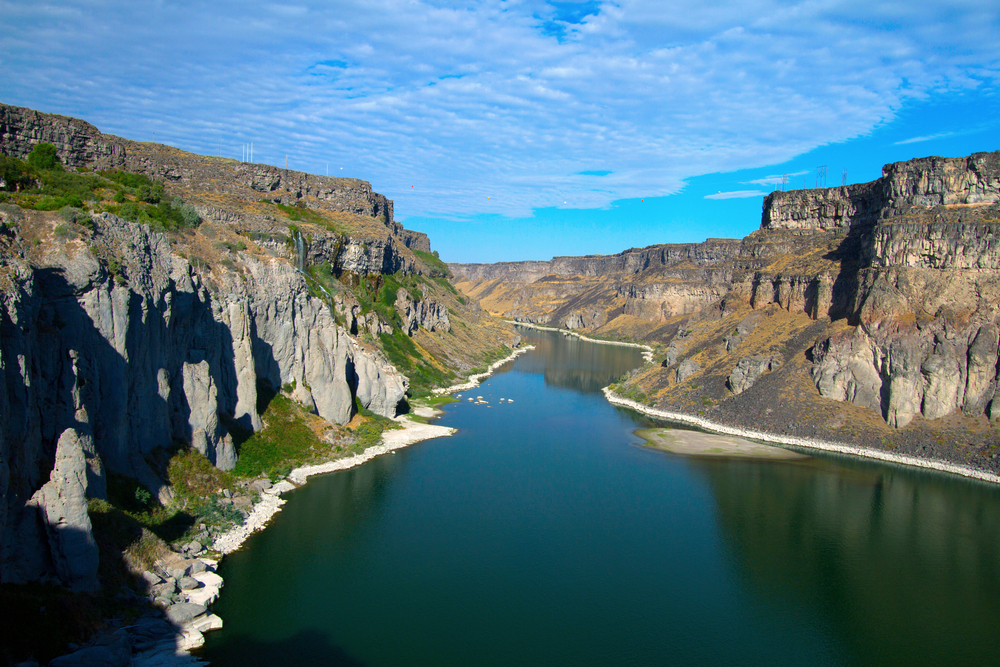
[{"x1": 200, "y1": 328, "x2": 1000, "y2": 666}]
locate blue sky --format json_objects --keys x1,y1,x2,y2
[{"x1": 1, "y1": 1, "x2": 997, "y2": 262}]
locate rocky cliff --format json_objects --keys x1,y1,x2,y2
[
  {"x1": 0, "y1": 102, "x2": 432, "y2": 254},
  {"x1": 0, "y1": 212, "x2": 410, "y2": 589},
  {"x1": 0, "y1": 104, "x2": 517, "y2": 594},
  {"x1": 454, "y1": 152, "x2": 1000, "y2": 473}
]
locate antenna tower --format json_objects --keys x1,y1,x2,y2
[
  {"x1": 842, "y1": 169, "x2": 847, "y2": 186},
  {"x1": 816, "y1": 165, "x2": 827, "y2": 189}
]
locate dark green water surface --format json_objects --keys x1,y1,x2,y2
[{"x1": 201, "y1": 330, "x2": 1000, "y2": 666}]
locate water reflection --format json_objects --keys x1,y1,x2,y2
[
  {"x1": 695, "y1": 456, "x2": 1000, "y2": 666},
  {"x1": 514, "y1": 327, "x2": 645, "y2": 393}
]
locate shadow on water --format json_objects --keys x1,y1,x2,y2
[
  {"x1": 0, "y1": 260, "x2": 288, "y2": 663},
  {"x1": 197, "y1": 629, "x2": 366, "y2": 667},
  {"x1": 691, "y1": 455, "x2": 1000, "y2": 666}
]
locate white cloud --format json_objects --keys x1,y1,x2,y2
[
  {"x1": 895, "y1": 132, "x2": 955, "y2": 145},
  {"x1": 705, "y1": 190, "x2": 768, "y2": 199},
  {"x1": 745, "y1": 171, "x2": 809, "y2": 186},
  {"x1": 0, "y1": 0, "x2": 997, "y2": 220}
]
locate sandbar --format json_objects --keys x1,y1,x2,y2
[{"x1": 636, "y1": 427, "x2": 809, "y2": 459}]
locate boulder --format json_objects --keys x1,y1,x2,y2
[
  {"x1": 165, "y1": 602, "x2": 207, "y2": 626},
  {"x1": 250, "y1": 478, "x2": 273, "y2": 494},
  {"x1": 48, "y1": 629, "x2": 130, "y2": 667},
  {"x1": 727, "y1": 355, "x2": 780, "y2": 395},
  {"x1": 675, "y1": 359, "x2": 700, "y2": 383},
  {"x1": 177, "y1": 576, "x2": 201, "y2": 590}
]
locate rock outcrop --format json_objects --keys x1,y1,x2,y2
[
  {"x1": 396, "y1": 288, "x2": 450, "y2": 336},
  {"x1": 0, "y1": 213, "x2": 407, "y2": 588},
  {"x1": 0, "y1": 102, "x2": 436, "y2": 257},
  {"x1": 727, "y1": 355, "x2": 780, "y2": 395}
]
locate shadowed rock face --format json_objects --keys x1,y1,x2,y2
[
  {"x1": 0, "y1": 213, "x2": 407, "y2": 589},
  {"x1": 0, "y1": 103, "x2": 519, "y2": 599}
]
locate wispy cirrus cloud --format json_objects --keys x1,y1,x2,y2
[
  {"x1": 0, "y1": 1, "x2": 997, "y2": 220},
  {"x1": 705, "y1": 190, "x2": 768, "y2": 200},
  {"x1": 895, "y1": 132, "x2": 956, "y2": 145},
  {"x1": 744, "y1": 171, "x2": 810, "y2": 187}
]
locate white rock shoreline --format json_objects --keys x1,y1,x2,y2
[
  {"x1": 510, "y1": 321, "x2": 998, "y2": 484},
  {"x1": 507, "y1": 321, "x2": 655, "y2": 362},
  {"x1": 179, "y1": 344, "x2": 531, "y2": 661},
  {"x1": 604, "y1": 387, "x2": 1000, "y2": 485},
  {"x1": 212, "y1": 415, "x2": 457, "y2": 555},
  {"x1": 432, "y1": 345, "x2": 534, "y2": 394}
]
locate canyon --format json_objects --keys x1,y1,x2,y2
[
  {"x1": 453, "y1": 151, "x2": 1000, "y2": 472},
  {"x1": 0, "y1": 103, "x2": 517, "y2": 604}
]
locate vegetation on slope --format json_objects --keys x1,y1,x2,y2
[{"x1": 0, "y1": 143, "x2": 201, "y2": 232}]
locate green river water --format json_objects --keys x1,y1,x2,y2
[{"x1": 200, "y1": 328, "x2": 1000, "y2": 666}]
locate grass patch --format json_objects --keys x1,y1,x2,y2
[
  {"x1": 379, "y1": 329, "x2": 456, "y2": 397},
  {"x1": 351, "y1": 399, "x2": 402, "y2": 447},
  {"x1": 610, "y1": 381, "x2": 649, "y2": 405},
  {"x1": 263, "y1": 200, "x2": 346, "y2": 233},
  {"x1": 467, "y1": 345, "x2": 513, "y2": 375},
  {"x1": 0, "y1": 146, "x2": 201, "y2": 230},
  {"x1": 415, "y1": 249, "x2": 450, "y2": 277},
  {"x1": 233, "y1": 392, "x2": 325, "y2": 479}
]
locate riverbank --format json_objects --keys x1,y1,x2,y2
[
  {"x1": 433, "y1": 345, "x2": 535, "y2": 394},
  {"x1": 507, "y1": 321, "x2": 655, "y2": 362},
  {"x1": 174, "y1": 346, "x2": 531, "y2": 658},
  {"x1": 604, "y1": 388, "x2": 1000, "y2": 484},
  {"x1": 213, "y1": 415, "x2": 456, "y2": 555}
]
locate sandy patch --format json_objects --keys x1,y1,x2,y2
[
  {"x1": 604, "y1": 387, "x2": 1000, "y2": 484},
  {"x1": 637, "y1": 427, "x2": 808, "y2": 459}
]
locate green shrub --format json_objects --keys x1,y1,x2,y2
[
  {"x1": 233, "y1": 392, "x2": 324, "y2": 479},
  {"x1": 53, "y1": 223, "x2": 77, "y2": 240},
  {"x1": 27, "y1": 143, "x2": 62, "y2": 171},
  {"x1": 378, "y1": 329, "x2": 456, "y2": 397},
  {"x1": 415, "y1": 249, "x2": 450, "y2": 277},
  {"x1": 0, "y1": 154, "x2": 36, "y2": 191}
]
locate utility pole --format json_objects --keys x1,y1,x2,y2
[{"x1": 816, "y1": 165, "x2": 827, "y2": 189}]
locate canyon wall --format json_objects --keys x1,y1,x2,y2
[
  {"x1": 454, "y1": 152, "x2": 1000, "y2": 432},
  {"x1": 0, "y1": 102, "x2": 431, "y2": 253},
  {"x1": 0, "y1": 213, "x2": 407, "y2": 588}
]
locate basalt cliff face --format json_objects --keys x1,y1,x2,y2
[
  {"x1": 1, "y1": 214, "x2": 410, "y2": 589},
  {"x1": 453, "y1": 152, "x2": 1000, "y2": 472},
  {"x1": 0, "y1": 103, "x2": 430, "y2": 255},
  {"x1": 0, "y1": 104, "x2": 516, "y2": 592}
]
